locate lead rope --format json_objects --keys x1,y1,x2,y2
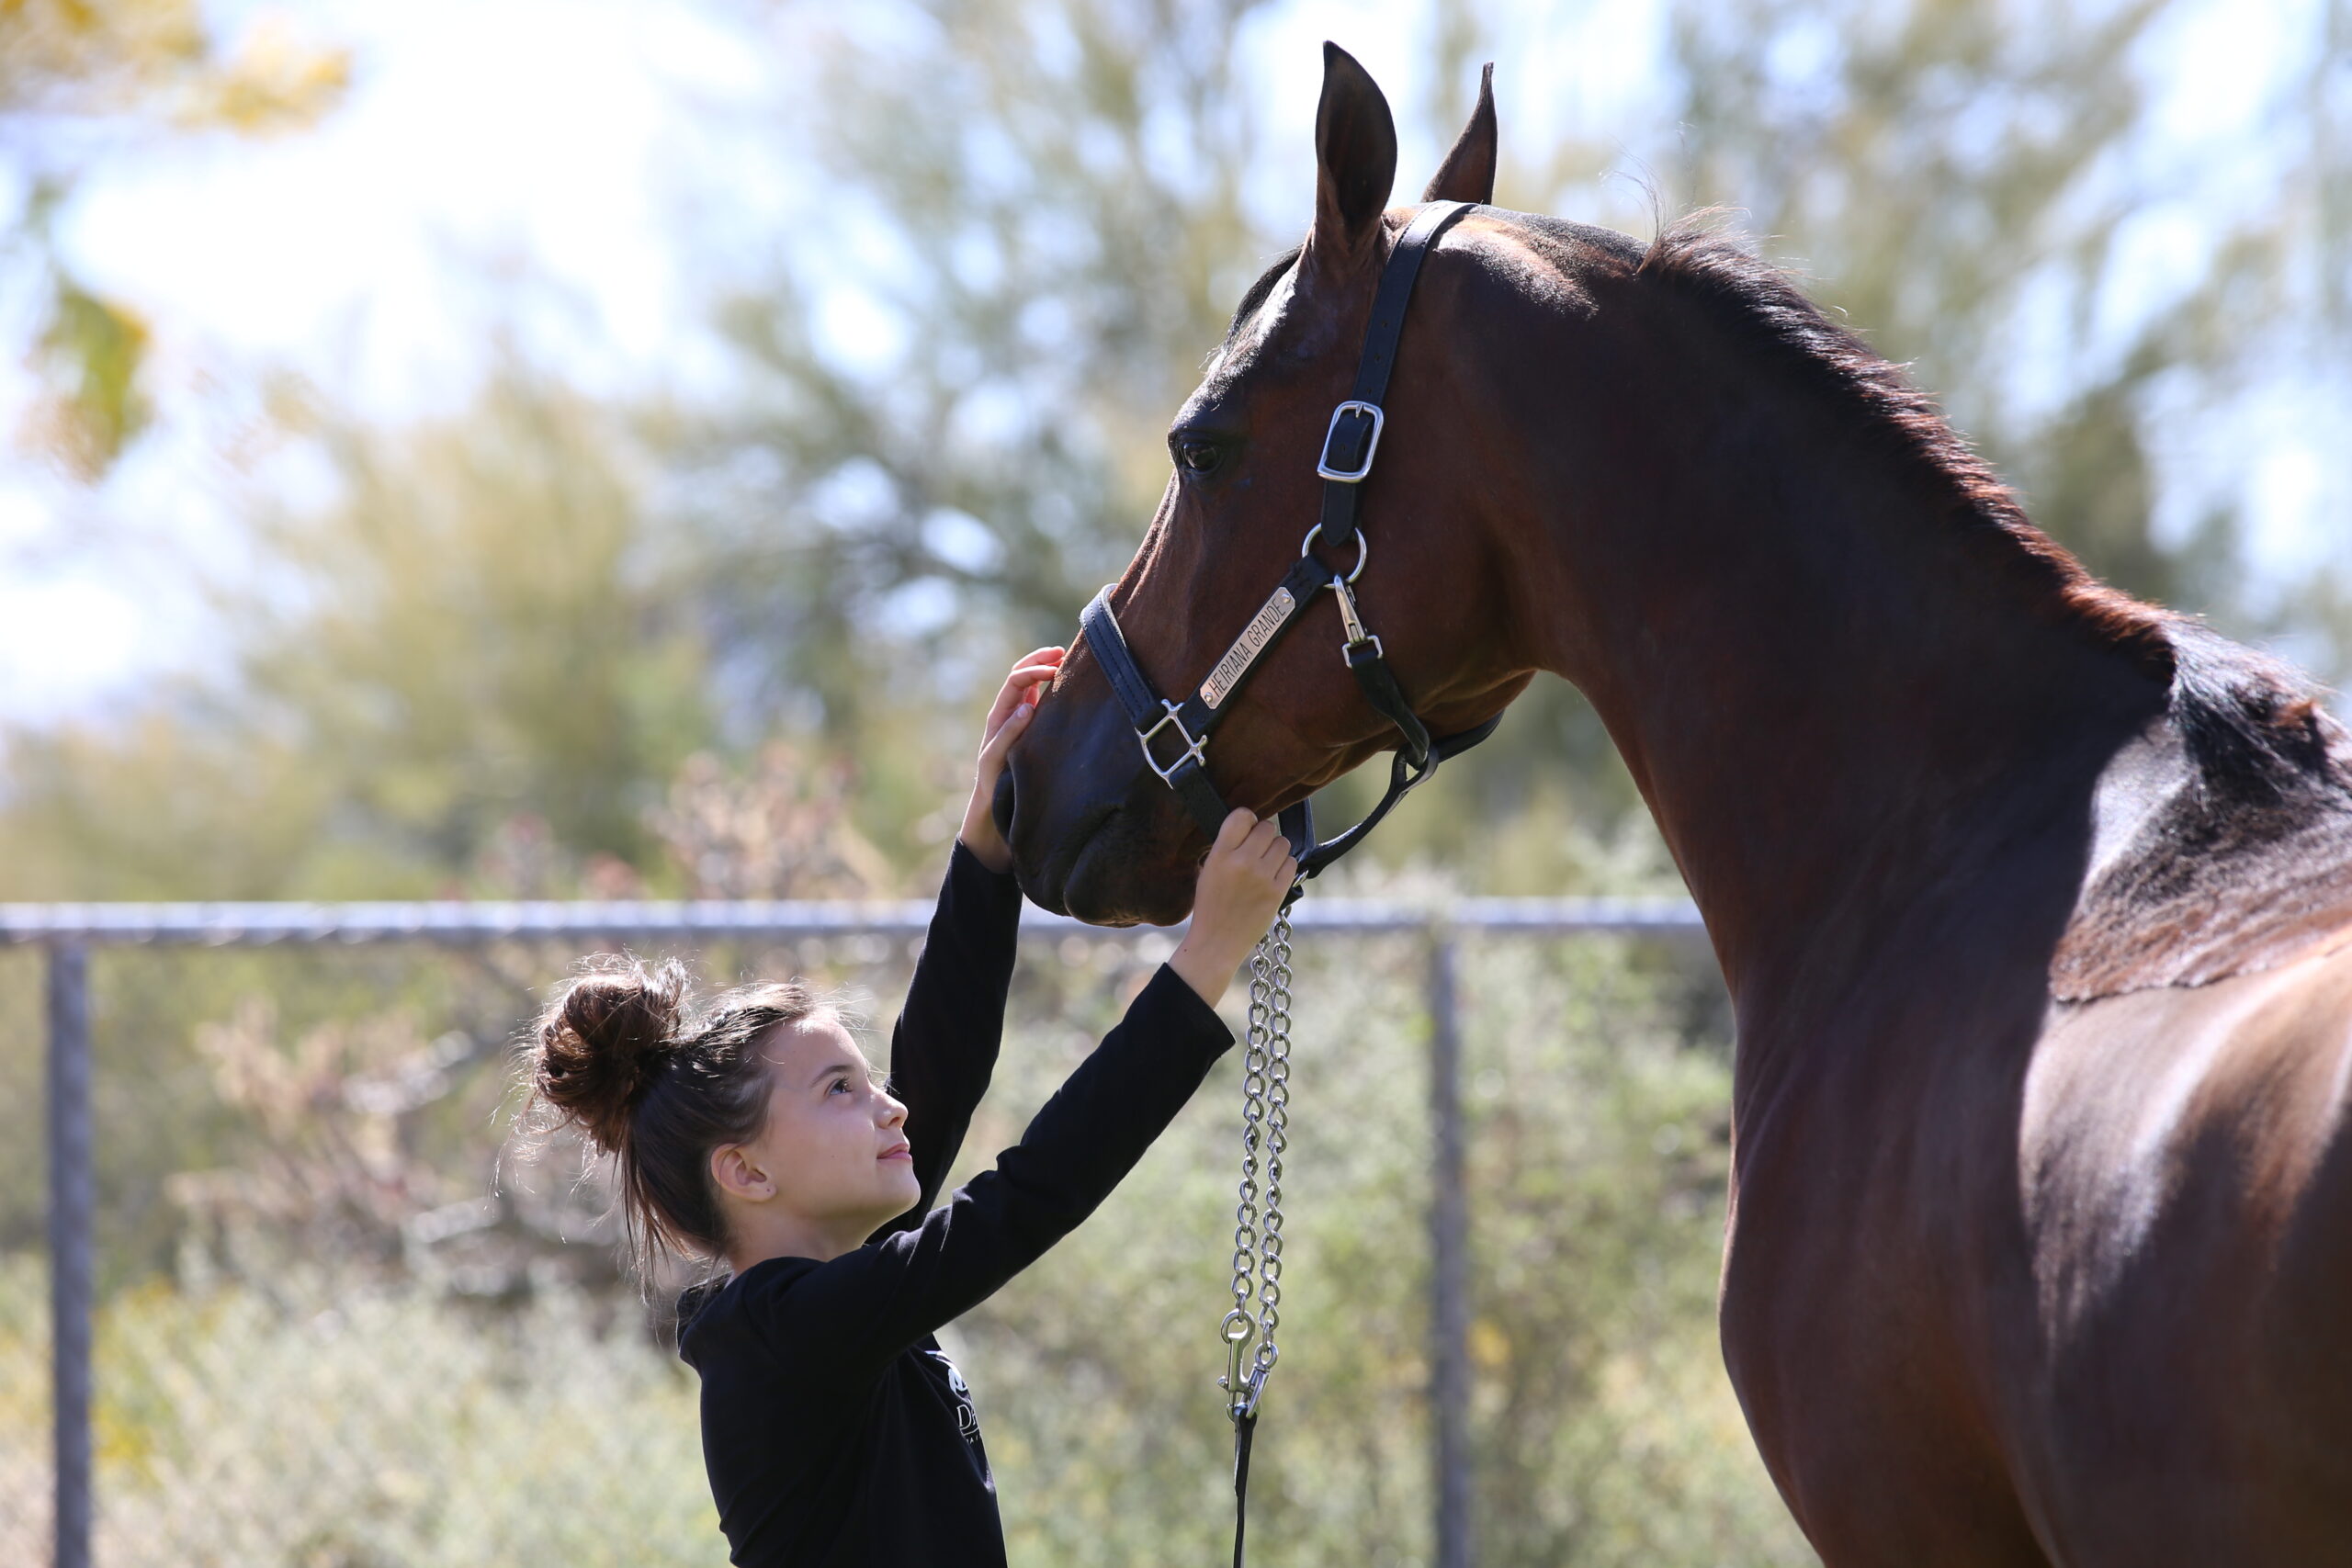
[{"x1": 1220, "y1": 905, "x2": 1293, "y2": 1567}]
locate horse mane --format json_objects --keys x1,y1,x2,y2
[
  {"x1": 1633, "y1": 220, "x2": 2032, "y2": 536},
  {"x1": 1569, "y1": 215, "x2": 2352, "y2": 990},
  {"x1": 1619, "y1": 218, "x2": 2352, "y2": 808}
]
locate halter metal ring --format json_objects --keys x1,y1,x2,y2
[
  {"x1": 1298, "y1": 521, "x2": 1369, "y2": 584},
  {"x1": 1136, "y1": 698, "x2": 1207, "y2": 783}
]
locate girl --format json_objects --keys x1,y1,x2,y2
[{"x1": 527, "y1": 648, "x2": 1295, "y2": 1567}]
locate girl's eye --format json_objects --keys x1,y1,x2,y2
[
  {"x1": 829, "y1": 1077, "x2": 852, "y2": 1096},
  {"x1": 1175, "y1": 437, "x2": 1221, "y2": 473}
]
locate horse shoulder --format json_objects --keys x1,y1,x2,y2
[{"x1": 2015, "y1": 942, "x2": 2352, "y2": 1557}]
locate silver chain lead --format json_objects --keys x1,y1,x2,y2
[{"x1": 1222, "y1": 907, "x2": 1294, "y2": 1420}]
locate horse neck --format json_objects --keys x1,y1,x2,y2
[{"x1": 1520, "y1": 415, "x2": 2170, "y2": 1043}]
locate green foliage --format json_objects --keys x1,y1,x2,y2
[
  {"x1": 0, "y1": 952, "x2": 39, "y2": 1254},
  {"x1": 0, "y1": 1260, "x2": 716, "y2": 1568},
  {"x1": 25, "y1": 259, "x2": 150, "y2": 478},
  {"x1": 241, "y1": 379, "x2": 713, "y2": 877},
  {"x1": 683, "y1": 0, "x2": 1277, "y2": 737},
  {"x1": 0, "y1": 375, "x2": 717, "y2": 899},
  {"x1": 0, "y1": 715, "x2": 333, "y2": 899},
  {"x1": 0, "y1": 1, "x2": 346, "y2": 126},
  {"x1": 0, "y1": 944, "x2": 540, "y2": 1286}
]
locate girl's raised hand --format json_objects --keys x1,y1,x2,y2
[
  {"x1": 960, "y1": 647, "x2": 1065, "y2": 872},
  {"x1": 1169, "y1": 810, "x2": 1297, "y2": 1008}
]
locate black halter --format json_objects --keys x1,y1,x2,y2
[{"x1": 1080, "y1": 199, "x2": 1499, "y2": 896}]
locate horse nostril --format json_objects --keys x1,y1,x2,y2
[{"x1": 990, "y1": 768, "x2": 1016, "y2": 840}]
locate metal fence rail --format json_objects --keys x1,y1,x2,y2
[
  {"x1": 9, "y1": 895, "x2": 1704, "y2": 1568},
  {"x1": 2, "y1": 895, "x2": 1704, "y2": 944}
]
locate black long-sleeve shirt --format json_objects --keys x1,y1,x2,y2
[{"x1": 676, "y1": 844, "x2": 1234, "y2": 1567}]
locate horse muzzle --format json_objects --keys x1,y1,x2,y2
[{"x1": 1002, "y1": 690, "x2": 1201, "y2": 924}]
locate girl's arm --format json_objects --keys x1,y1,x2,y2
[
  {"x1": 754, "y1": 811, "x2": 1294, "y2": 1379},
  {"x1": 808, "y1": 964, "x2": 1231, "y2": 1363},
  {"x1": 869, "y1": 649, "x2": 1063, "y2": 1239},
  {"x1": 867, "y1": 844, "x2": 1022, "y2": 1236}
]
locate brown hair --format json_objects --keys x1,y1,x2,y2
[{"x1": 527, "y1": 954, "x2": 822, "y2": 1275}]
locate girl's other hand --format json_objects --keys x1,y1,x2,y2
[
  {"x1": 1169, "y1": 811, "x2": 1296, "y2": 1009},
  {"x1": 958, "y1": 647, "x2": 1065, "y2": 873}
]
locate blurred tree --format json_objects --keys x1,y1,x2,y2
[
  {"x1": 0, "y1": 711, "x2": 331, "y2": 898},
  {"x1": 243, "y1": 376, "x2": 713, "y2": 880},
  {"x1": 0, "y1": 0, "x2": 347, "y2": 478},
  {"x1": 676, "y1": 0, "x2": 1275, "y2": 741},
  {"x1": 0, "y1": 372, "x2": 715, "y2": 897},
  {"x1": 648, "y1": 741, "x2": 899, "y2": 897}
]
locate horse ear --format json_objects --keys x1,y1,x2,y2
[
  {"x1": 1421, "y1": 63, "x2": 1496, "y2": 205},
  {"x1": 1313, "y1": 42, "x2": 1397, "y2": 262}
]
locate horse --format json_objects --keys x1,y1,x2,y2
[{"x1": 995, "y1": 42, "x2": 2352, "y2": 1568}]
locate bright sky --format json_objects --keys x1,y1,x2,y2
[{"x1": 0, "y1": 0, "x2": 2339, "y2": 722}]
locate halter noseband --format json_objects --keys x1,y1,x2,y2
[{"x1": 1080, "y1": 199, "x2": 1500, "y2": 896}]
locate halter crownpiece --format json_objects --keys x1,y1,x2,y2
[{"x1": 1079, "y1": 198, "x2": 1501, "y2": 896}]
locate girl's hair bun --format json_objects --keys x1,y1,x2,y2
[{"x1": 532, "y1": 955, "x2": 689, "y2": 1153}]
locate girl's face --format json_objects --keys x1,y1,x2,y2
[{"x1": 723, "y1": 1014, "x2": 921, "y2": 1245}]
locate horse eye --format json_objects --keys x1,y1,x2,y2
[{"x1": 1176, "y1": 438, "x2": 1221, "y2": 473}]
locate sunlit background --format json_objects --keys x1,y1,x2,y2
[{"x1": 2, "y1": 0, "x2": 2346, "y2": 1562}]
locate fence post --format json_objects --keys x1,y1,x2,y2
[
  {"x1": 48, "y1": 942, "x2": 93, "y2": 1568},
  {"x1": 1428, "y1": 932, "x2": 1473, "y2": 1568}
]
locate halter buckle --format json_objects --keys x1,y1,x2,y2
[
  {"x1": 1316, "y1": 400, "x2": 1385, "y2": 482},
  {"x1": 1136, "y1": 699, "x2": 1208, "y2": 784}
]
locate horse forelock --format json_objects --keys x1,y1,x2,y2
[{"x1": 1225, "y1": 245, "x2": 1304, "y2": 345}]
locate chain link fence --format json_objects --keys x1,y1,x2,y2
[{"x1": 3, "y1": 897, "x2": 1816, "y2": 1568}]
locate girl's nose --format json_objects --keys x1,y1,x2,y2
[{"x1": 880, "y1": 1092, "x2": 909, "y2": 1128}]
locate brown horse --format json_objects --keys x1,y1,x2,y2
[{"x1": 997, "y1": 42, "x2": 2352, "y2": 1568}]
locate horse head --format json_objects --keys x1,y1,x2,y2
[{"x1": 1001, "y1": 46, "x2": 1544, "y2": 924}]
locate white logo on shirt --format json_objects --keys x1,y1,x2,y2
[{"x1": 928, "y1": 1348, "x2": 982, "y2": 1443}]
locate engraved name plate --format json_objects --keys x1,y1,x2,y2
[{"x1": 1200, "y1": 586, "x2": 1296, "y2": 709}]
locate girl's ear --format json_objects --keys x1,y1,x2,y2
[{"x1": 710, "y1": 1143, "x2": 774, "y2": 1202}]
